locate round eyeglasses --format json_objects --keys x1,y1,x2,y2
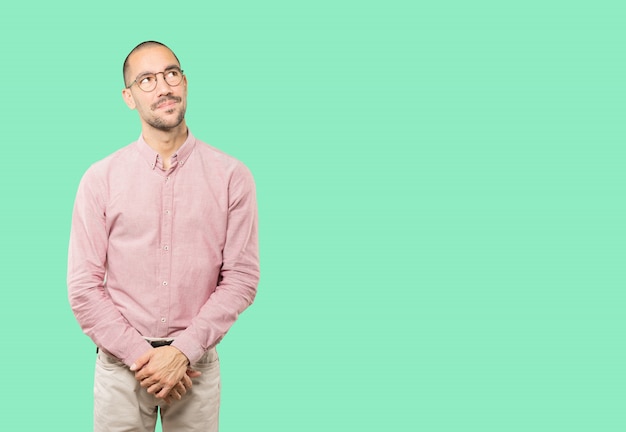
[{"x1": 127, "y1": 68, "x2": 184, "y2": 92}]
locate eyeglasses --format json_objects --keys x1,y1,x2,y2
[{"x1": 127, "y1": 67, "x2": 185, "y2": 92}]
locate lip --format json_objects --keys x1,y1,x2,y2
[{"x1": 157, "y1": 101, "x2": 177, "y2": 110}]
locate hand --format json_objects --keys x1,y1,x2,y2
[
  {"x1": 163, "y1": 379, "x2": 188, "y2": 404},
  {"x1": 162, "y1": 368, "x2": 203, "y2": 404},
  {"x1": 130, "y1": 346, "x2": 196, "y2": 401}
]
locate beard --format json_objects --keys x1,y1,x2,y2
[
  {"x1": 146, "y1": 96, "x2": 186, "y2": 131},
  {"x1": 146, "y1": 107, "x2": 186, "y2": 131}
]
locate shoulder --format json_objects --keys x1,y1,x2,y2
[
  {"x1": 193, "y1": 138, "x2": 254, "y2": 178},
  {"x1": 81, "y1": 142, "x2": 139, "y2": 182}
]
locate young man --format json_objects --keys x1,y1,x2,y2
[{"x1": 68, "y1": 41, "x2": 260, "y2": 431}]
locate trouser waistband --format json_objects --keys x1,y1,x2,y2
[{"x1": 96, "y1": 338, "x2": 174, "y2": 354}]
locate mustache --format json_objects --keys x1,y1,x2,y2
[{"x1": 151, "y1": 96, "x2": 182, "y2": 110}]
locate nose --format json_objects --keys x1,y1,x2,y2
[{"x1": 154, "y1": 72, "x2": 173, "y2": 94}]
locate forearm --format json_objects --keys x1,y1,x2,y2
[
  {"x1": 172, "y1": 269, "x2": 259, "y2": 363},
  {"x1": 68, "y1": 276, "x2": 151, "y2": 366}
]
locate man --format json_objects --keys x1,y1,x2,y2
[{"x1": 68, "y1": 41, "x2": 260, "y2": 432}]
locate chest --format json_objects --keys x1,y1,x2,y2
[{"x1": 105, "y1": 169, "x2": 229, "y2": 239}]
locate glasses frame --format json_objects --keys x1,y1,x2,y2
[{"x1": 126, "y1": 67, "x2": 185, "y2": 92}]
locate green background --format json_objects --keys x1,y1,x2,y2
[{"x1": 1, "y1": 1, "x2": 624, "y2": 431}]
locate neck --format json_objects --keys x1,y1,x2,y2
[{"x1": 141, "y1": 121, "x2": 188, "y2": 169}]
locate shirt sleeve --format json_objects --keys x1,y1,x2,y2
[
  {"x1": 172, "y1": 161, "x2": 260, "y2": 363},
  {"x1": 67, "y1": 166, "x2": 151, "y2": 367}
]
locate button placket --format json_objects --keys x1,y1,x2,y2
[{"x1": 157, "y1": 171, "x2": 175, "y2": 335}]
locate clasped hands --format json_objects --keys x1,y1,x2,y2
[{"x1": 130, "y1": 346, "x2": 201, "y2": 404}]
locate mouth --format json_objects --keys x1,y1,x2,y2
[
  {"x1": 152, "y1": 97, "x2": 181, "y2": 111},
  {"x1": 158, "y1": 102, "x2": 176, "y2": 111}
]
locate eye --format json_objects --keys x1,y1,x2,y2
[
  {"x1": 139, "y1": 75, "x2": 155, "y2": 85},
  {"x1": 166, "y1": 70, "x2": 180, "y2": 79}
]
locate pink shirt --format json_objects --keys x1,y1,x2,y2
[{"x1": 68, "y1": 131, "x2": 259, "y2": 366}]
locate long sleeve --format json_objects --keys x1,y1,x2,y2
[
  {"x1": 171, "y1": 161, "x2": 260, "y2": 363},
  {"x1": 67, "y1": 166, "x2": 151, "y2": 366}
]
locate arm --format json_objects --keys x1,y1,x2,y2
[
  {"x1": 171, "y1": 162, "x2": 260, "y2": 363},
  {"x1": 67, "y1": 167, "x2": 151, "y2": 366}
]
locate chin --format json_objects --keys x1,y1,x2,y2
[{"x1": 149, "y1": 113, "x2": 186, "y2": 131}]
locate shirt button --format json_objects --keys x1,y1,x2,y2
[
  {"x1": 164, "y1": 245, "x2": 169, "y2": 251},
  {"x1": 161, "y1": 318, "x2": 166, "y2": 323},
  {"x1": 162, "y1": 281, "x2": 168, "y2": 286},
  {"x1": 165, "y1": 210, "x2": 170, "y2": 215}
]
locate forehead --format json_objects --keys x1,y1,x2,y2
[{"x1": 127, "y1": 45, "x2": 180, "y2": 77}]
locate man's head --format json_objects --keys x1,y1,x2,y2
[{"x1": 122, "y1": 41, "x2": 188, "y2": 132}]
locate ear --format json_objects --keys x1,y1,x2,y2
[{"x1": 122, "y1": 87, "x2": 137, "y2": 110}]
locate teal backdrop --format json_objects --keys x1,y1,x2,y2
[{"x1": 1, "y1": 1, "x2": 624, "y2": 431}]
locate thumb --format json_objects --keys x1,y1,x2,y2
[{"x1": 130, "y1": 351, "x2": 152, "y2": 372}]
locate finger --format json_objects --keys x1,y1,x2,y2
[
  {"x1": 186, "y1": 368, "x2": 202, "y2": 378},
  {"x1": 135, "y1": 367, "x2": 154, "y2": 382},
  {"x1": 163, "y1": 390, "x2": 179, "y2": 402},
  {"x1": 163, "y1": 387, "x2": 182, "y2": 404},
  {"x1": 175, "y1": 381, "x2": 187, "y2": 397},
  {"x1": 157, "y1": 385, "x2": 174, "y2": 399},
  {"x1": 130, "y1": 351, "x2": 152, "y2": 372},
  {"x1": 181, "y1": 374, "x2": 193, "y2": 390},
  {"x1": 147, "y1": 383, "x2": 163, "y2": 394},
  {"x1": 140, "y1": 377, "x2": 155, "y2": 389},
  {"x1": 165, "y1": 384, "x2": 184, "y2": 401}
]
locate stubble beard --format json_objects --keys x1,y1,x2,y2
[
  {"x1": 145, "y1": 95, "x2": 186, "y2": 131},
  {"x1": 147, "y1": 107, "x2": 186, "y2": 131}
]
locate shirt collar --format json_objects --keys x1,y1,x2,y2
[{"x1": 135, "y1": 130, "x2": 197, "y2": 170}]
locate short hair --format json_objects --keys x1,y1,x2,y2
[{"x1": 123, "y1": 41, "x2": 181, "y2": 87}]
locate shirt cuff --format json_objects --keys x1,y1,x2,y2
[
  {"x1": 124, "y1": 341, "x2": 153, "y2": 368},
  {"x1": 171, "y1": 334, "x2": 205, "y2": 365}
]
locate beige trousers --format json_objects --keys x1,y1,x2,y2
[{"x1": 94, "y1": 348, "x2": 220, "y2": 432}]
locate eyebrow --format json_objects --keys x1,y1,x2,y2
[{"x1": 135, "y1": 64, "x2": 181, "y2": 79}]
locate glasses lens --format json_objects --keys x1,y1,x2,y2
[
  {"x1": 138, "y1": 74, "x2": 157, "y2": 92},
  {"x1": 164, "y1": 69, "x2": 183, "y2": 86}
]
